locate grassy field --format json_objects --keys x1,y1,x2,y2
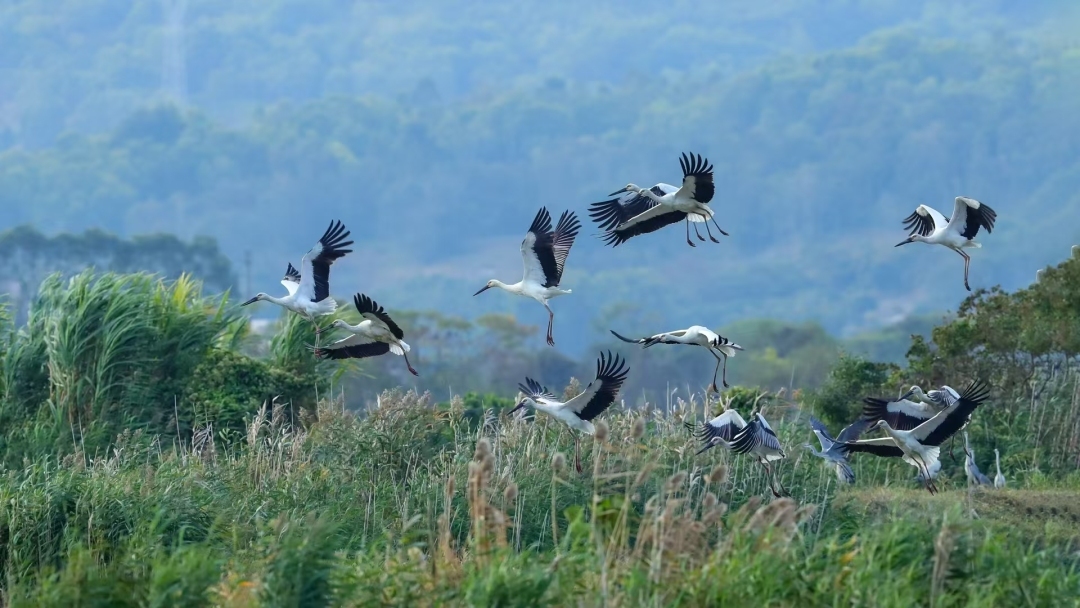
[
  {"x1": 2, "y1": 387, "x2": 1079, "y2": 606},
  {"x1": 1, "y1": 262, "x2": 1079, "y2": 605}
]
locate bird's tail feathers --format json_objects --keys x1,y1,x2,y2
[
  {"x1": 390, "y1": 341, "x2": 409, "y2": 356},
  {"x1": 717, "y1": 344, "x2": 741, "y2": 357}
]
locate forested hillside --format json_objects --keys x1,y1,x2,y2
[{"x1": 2, "y1": 2, "x2": 1079, "y2": 354}]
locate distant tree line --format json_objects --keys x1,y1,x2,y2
[{"x1": 0, "y1": 226, "x2": 235, "y2": 323}]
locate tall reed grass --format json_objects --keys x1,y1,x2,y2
[{"x1": 1, "y1": 388, "x2": 1077, "y2": 606}]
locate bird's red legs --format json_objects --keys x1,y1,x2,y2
[
  {"x1": 403, "y1": 353, "x2": 419, "y2": 376},
  {"x1": 702, "y1": 218, "x2": 721, "y2": 243},
  {"x1": 710, "y1": 216, "x2": 730, "y2": 237},
  {"x1": 685, "y1": 220, "x2": 696, "y2": 247},
  {"x1": 544, "y1": 303, "x2": 555, "y2": 347},
  {"x1": 954, "y1": 248, "x2": 972, "y2": 291}
]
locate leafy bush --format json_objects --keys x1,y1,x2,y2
[{"x1": 803, "y1": 354, "x2": 901, "y2": 427}]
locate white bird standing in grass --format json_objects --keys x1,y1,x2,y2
[
  {"x1": 895, "y1": 196, "x2": 998, "y2": 291},
  {"x1": 842, "y1": 379, "x2": 991, "y2": 494},
  {"x1": 589, "y1": 152, "x2": 727, "y2": 247},
  {"x1": 508, "y1": 351, "x2": 629, "y2": 473},
  {"x1": 994, "y1": 448, "x2": 1006, "y2": 488},
  {"x1": 242, "y1": 221, "x2": 354, "y2": 343},
  {"x1": 474, "y1": 207, "x2": 581, "y2": 347},
  {"x1": 802, "y1": 417, "x2": 871, "y2": 485},
  {"x1": 310, "y1": 293, "x2": 418, "y2": 376},
  {"x1": 962, "y1": 431, "x2": 992, "y2": 487},
  {"x1": 611, "y1": 326, "x2": 742, "y2": 392}
]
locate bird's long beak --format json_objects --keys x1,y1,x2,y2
[
  {"x1": 608, "y1": 186, "x2": 629, "y2": 196},
  {"x1": 508, "y1": 401, "x2": 526, "y2": 415},
  {"x1": 899, "y1": 389, "x2": 916, "y2": 401},
  {"x1": 240, "y1": 296, "x2": 259, "y2": 306},
  {"x1": 473, "y1": 285, "x2": 491, "y2": 296},
  {"x1": 894, "y1": 237, "x2": 914, "y2": 247}
]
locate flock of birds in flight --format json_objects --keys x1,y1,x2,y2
[{"x1": 241, "y1": 152, "x2": 1005, "y2": 492}]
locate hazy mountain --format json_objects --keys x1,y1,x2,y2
[{"x1": 2, "y1": 1, "x2": 1078, "y2": 355}]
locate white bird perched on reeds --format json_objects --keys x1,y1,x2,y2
[
  {"x1": 310, "y1": 293, "x2": 418, "y2": 376},
  {"x1": 589, "y1": 152, "x2": 728, "y2": 247},
  {"x1": 841, "y1": 379, "x2": 991, "y2": 494},
  {"x1": 610, "y1": 326, "x2": 742, "y2": 392},
  {"x1": 962, "y1": 431, "x2": 992, "y2": 487},
  {"x1": 473, "y1": 207, "x2": 581, "y2": 347},
  {"x1": 994, "y1": 448, "x2": 1006, "y2": 488},
  {"x1": 241, "y1": 221, "x2": 354, "y2": 341},
  {"x1": 802, "y1": 417, "x2": 871, "y2": 485},
  {"x1": 895, "y1": 196, "x2": 997, "y2": 291},
  {"x1": 508, "y1": 351, "x2": 629, "y2": 472}
]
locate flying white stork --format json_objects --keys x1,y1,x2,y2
[
  {"x1": 310, "y1": 293, "x2": 418, "y2": 376},
  {"x1": 610, "y1": 326, "x2": 742, "y2": 392},
  {"x1": 895, "y1": 196, "x2": 998, "y2": 291},
  {"x1": 841, "y1": 379, "x2": 991, "y2": 494},
  {"x1": 729, "y1": 413, "x2": 789, "y2": 497},
  {"x1": 684, "y1": 408, "x2": 747, "y2": 455},
  {"x1": 588, "y1": 152, "x2": 727, "y2": 247},
  {"x1": 508, "y1": 351, "x2": 628, "y2": 472},
  {"x1": 474, "y1": 207, "x2": 581, "y2": 347},
  {"x1": 962, "y1": 431, "x2": 992, "y2": 487},
  {"x1": 241, "y1": 221, "x2": 354, "y2": 343},
  {"x1": 802, "y1": 417, "x2": 871, "y2": 485},
  {"x1": 993, "y1": 448, "x2": 1006, "y2": 488}
]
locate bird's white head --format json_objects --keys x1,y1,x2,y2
[
  {"x1": 873, "y1": 419, "x2": 890, "y2": 431},
  {"x1": 898, "y1": 387, "x2": 917, "y2": 402},
  {"x1": 608, "y1": 183, "x2": 641, "y2": 196},
  {"x1": 241, "y1": 293, "x2": 268, "y2": 307}
]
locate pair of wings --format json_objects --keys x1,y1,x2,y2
[
  {"x1": 685, "y1": 409, "x2": 746, "y2": 454},
  {"x1": 278, "y1": 220, "x2": 354, "y2": 302},
  {"x1": 588, "y1": 153, "x2": 715, "y2": 247},
  {"x1": 844, "y1": 379, "x2": 990, "y2": 457},
  {"x1": 902, "y1": 197, "x2": 997, "y2": 240},
  {"x1": 517, "y1": 351, "x2": 629, "y2": 422},
  {"x1": 729, "y1": 414, "x2": 784, "y2": 460},
  {"x1": 521, "y1": 207, "x2": 581, "y2": 288},
  {"x1": 313, "y1": 294, "x2": 407, "y2": 359}
]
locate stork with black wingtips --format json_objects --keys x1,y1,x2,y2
[
  {"x1": 895, "y1": 196, "x2": 997, "y2": 291},
  {"x1": 474, "y1": 207, "x2": 581, "y2": 346},
  {"x1": 589, "y1": 152, "x2": 728, "y2": 247}
]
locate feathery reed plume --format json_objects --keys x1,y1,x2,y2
[{"x1": 631, "y1": 417, "x2": 646, "y2": 440}]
